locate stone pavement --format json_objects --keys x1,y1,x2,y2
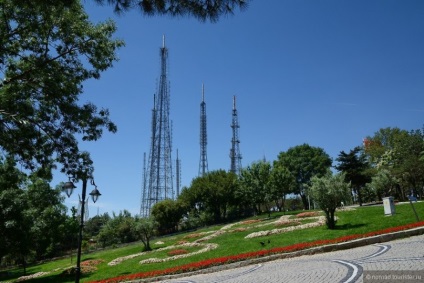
[{"x1": 151, "y1": 234, "x2": 424, "y2": 283}]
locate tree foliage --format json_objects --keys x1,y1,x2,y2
[
  {"x1": 269, "y1": 164, "x2": 296, "y2": 212},
  {"x1": 179, "y1": 170, "x2": 238, "y2": 224},
  {"x1": 151, "y1": 199, "x2": 184, "y2": 234},
  {"x1": 133, "y1": 216, "x2": 157, "y2": 251},
  {"x1": 364, "y1": 127, "x2": 424, "y2": 200},
  {"x1": 310, "y1": 173, "x2": 351, "y2": 229},
  {"x1": 0, "y1": 0, "x2": 124, "y2": 177},
  {"x1": 238, "y1": 161, "x2": 271, "y2": 215},
  {"x1": 0, "y1": 157, "x2": 77, "y2": 268},
  {"x1": 276, "y1": 144, "x2": 332, "y2": 209},
  {"x1": 95, "y1": 0, "x2": 249, "y2": 22},
  {"x1": 335, "y1": 146, "x2": 371, "y2": 206}
]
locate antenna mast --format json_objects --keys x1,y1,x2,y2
[
  {"x1": 176, "y1": 149, "x2": 181, "y2": 197},
  {"x1": 199, "y1": 83, "x2": 209, "y2": 176},
  {"x1": 230, "y1": 95, "x2": 242, "y2": 175},
  {"x1": 141, "y1": 36, "x2": 174, "y2": 217}
]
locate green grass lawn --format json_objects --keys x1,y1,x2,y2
[{"x1": 1, "y1": 201, "x2": 423, "y2": 283}]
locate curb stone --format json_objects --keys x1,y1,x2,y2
[{"x1": 128, "y1": 226, "x2": 424, "y2": 283}]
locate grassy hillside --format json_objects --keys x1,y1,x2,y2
[{"x1": 2, "y1": 202, "x2": 423, "y2": 283}]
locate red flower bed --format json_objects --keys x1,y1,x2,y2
[
  {"x1": 296, "y1": 211, "x2": 320, "y2": 218},
  {"x1": 167, "y1": 249, "x2": 189, "y2": 256},
  {"x1": 274, "y1": 221, "x2": 301, "y2": 228},
  {"x1": 81, "y1": 259, "x2": 105, "y2": 267},
  {"x1": 89, "y1": 221, "x2": 424, "y2": 283}
]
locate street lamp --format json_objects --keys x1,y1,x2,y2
[{"x1": 62, "y1": 176, "x2": 101, "y2": 283}]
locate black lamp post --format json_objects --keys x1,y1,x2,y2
[{"x1": 62, "y1": 176, "x2": 101, "y2": 283}]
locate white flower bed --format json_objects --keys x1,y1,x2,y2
[
  {"x1": 244, "y1": 216, "x2": 326, "y2": 239},
  {"x1": 15, "y1": 272, "x2": 50, "y2": 282},
  {"x1": 139, "y1": 243, "x2": 218, "y2": 264},
  {"x1": 108, "y1": 242, "x2": 218, "y2": 266}
]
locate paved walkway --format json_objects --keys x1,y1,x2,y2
[{"x1": 154, "y1": 234, "x2": 424, "y2": 283}]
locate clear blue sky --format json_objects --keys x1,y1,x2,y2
[{"x1": 55, "y1": 0, "x2": 424, "y2": 216}]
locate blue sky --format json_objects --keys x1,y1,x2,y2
[{"x1": 56, "y1": 0, "x2": 424, "y2": 216}]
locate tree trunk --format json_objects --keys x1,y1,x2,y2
[
  {"x1": 300, "y1": 193, "x2": 309, "y2": 210},
  {"x1": 141, "y1": 237, "x2": 151, "y2": 251},
  {"x1": 356, "y1": 187, "x2": 363, "y2": 206},
  {"x1": 325, "y1": 209, "x2": 336, "y2": 229}
]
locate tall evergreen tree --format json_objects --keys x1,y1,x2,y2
[
  {"x1": 335, "y1": 146, "x2": 371, "y2": 206},
  {"x1": 94, "y1": 0, "x2": 249, "y2": 22}
]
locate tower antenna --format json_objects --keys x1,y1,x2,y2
[
  {"x1": 176, "y1": 149, "x2": 181, "y2": 197},
  {"x1": 199, "y1": 83, "x2": 209, "y2": 176},
  {"x1": 230, "y1": 95, "x2": 242, "y2": 175},
  {"x1": 141, "y1": 37, "x2": 174, "y2": 217}
]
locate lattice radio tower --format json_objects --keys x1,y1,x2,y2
[
  {"x1": 176, "y1": 149, "x2": 181, "y2": 197},
  {"x1": 230, "y1": 95, "x2": 242, "y2": 175},
  {"x1": 199, "y1": 83, "x2": 209, "y2": 176},
  {"x1": 140, "y1": 36, "x2": 174, "y2": 217}
]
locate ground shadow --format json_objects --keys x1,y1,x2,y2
[
  {"x1": 334, "y1": 223, "x2": 367, "y2": 230},
  {"x1": 22, "y1": 271, "x2": 93, "y2": 283}
]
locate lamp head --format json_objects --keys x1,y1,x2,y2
[
  {"x1": 89, "y1": 187, "x2": 101, "y2": 203},
  {"x1": 62, "y1": 181, "x2": 76, "y2": 198}
]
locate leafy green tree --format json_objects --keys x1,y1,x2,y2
[
  {"x1": 0, "y1": 157, "x2": 30, "y2": 270},
  {"x1": 97, "y1": 224, "x2": 118, "y2": 248},
  {"x1": 310, "y1": 173, "x2": 351, "y2": 229},
  {"x1": 25, "y1": 178, "x2": 68, "y2": 259},
  {"x1": 366, "y1": 169, "x2": 399, "y2": 200},
  {"x1": 393, "y1": 129, "x2": 424, "y2": 199},
  {"x1": 238, "y1": 161, "x2": 272, "y2": 215},
  {"x1": 95, "y1": 0, "x2": 249, "y2": 22},
  {"x1": 151, "y1": 199, "x2": 184, "y2": 234},
  {"x1": 113, "y1": 210, "x2": 138, "y2": 243},
  {"x1": 133, "y1": 216, "x2": 157, "y2": 251},
  {"x1": 276, "y1": 144, "x2": 332, "y2": 210},
  {"x1": 84, "y1": 213, "x2": 111, "y2": 241},
  {"x1": 0, "y1": 157, "x2": 74, "y2": 271},
  {"x1": 0, "y1": 0, "x2": 123, "y2": 177},
  {"x1": 269, "y1": 164, "x2": 296, "y2": 212},
  {"x1": 364, "y1": 127, "x2": 424, "y2": 200},
  {"x1": 179, "y1": 170, "x2": 238, "y2": 224},
  {"x1": 96, "y1": 210, "x2": 137, "y2": 247},
  {"x1": 335, "y1": 146, "x2": 372, "y2": 206}
]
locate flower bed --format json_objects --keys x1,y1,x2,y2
[
  {"x1": 15, "y1": 272, "x2": 50, "y2": 282},
  {"x1": 240, "y1": 219, "x2": 262, "y2": 225},
  {"x1": 167, "y1": 249, "x2": 189, "y2": 256},
  {"x1": 81, "y1": 259, "x2": 105, "y2": 266},
  {"x1": 90, "y1": 221, "x2": 424, "y2": 283},
  {"x1": 244, "y1": 216, "x2": 326, "y2": 238},
  {"x1": 274, "y1": 220, "x2": 301, "y2": 228},
  {"x1": 108, "y1": 242, "x2": 218, "y2": 266},
  {"x1": 296, "y1": 211, "x2": 320, "y2": 218}
]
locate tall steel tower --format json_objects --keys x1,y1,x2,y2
[
  {"x1": 230, "y1": 95, "x2": 242, "y2": 175},
  {"x1": 176, "y1": 149, "x2": 181, "y2": 197},
  {"x1": 199, "y1": 84, "x2": 209, "y2": 176},
  {"x1": 141, "y1": 36, "x2": 174, "y2": 217}
]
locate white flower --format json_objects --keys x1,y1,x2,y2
[{"x1": 244, "y1": 216, "x2": 326, "y2": 239}]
